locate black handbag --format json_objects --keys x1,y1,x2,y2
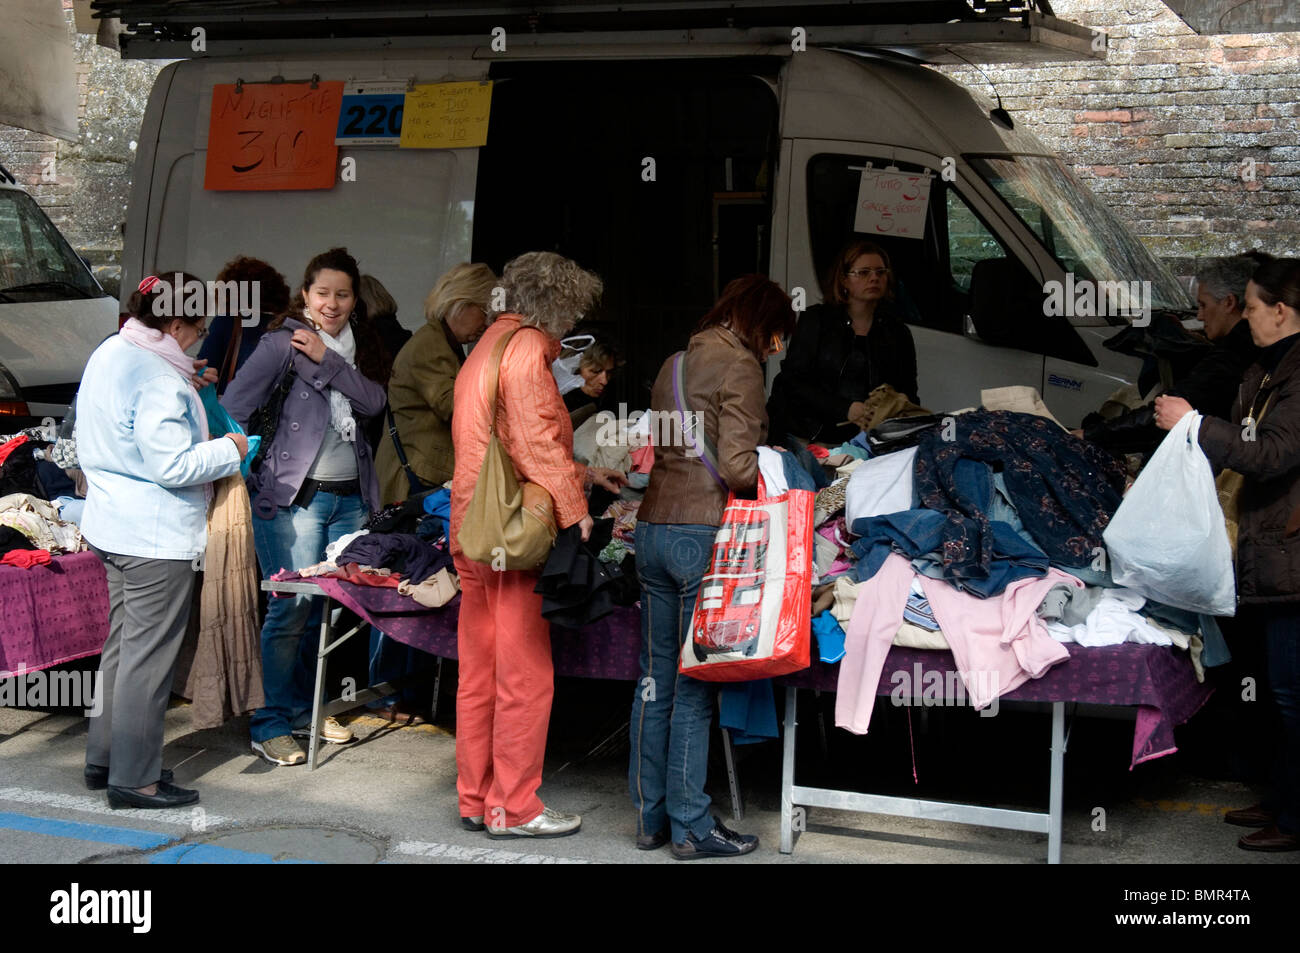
[
  {"x1": 385, "y1": 406, "x2": 437, "y2": 498},
  {"x1": 247, "y1": 360, "x2": 297, "y2": 474},
  {"x1": 866, "y1": 413, "x2": 944, "y2": 454}
]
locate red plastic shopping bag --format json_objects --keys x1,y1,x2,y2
[{"x1": 679, "y1": 486, "x2": 814, "y2": 681}]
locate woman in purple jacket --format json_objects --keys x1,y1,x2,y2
[{"x1": 222, "y1": 247, "x2": 390, "y2": 766}]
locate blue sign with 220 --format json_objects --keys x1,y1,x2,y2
[{"x1": 335, "y1": 92, "x2": 405, "y2": 144}]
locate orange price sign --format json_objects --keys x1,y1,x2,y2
[{"x1": 204, "y1": 81, "x2": 344, "y2": 190}]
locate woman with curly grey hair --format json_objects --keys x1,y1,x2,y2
[{"x1": 450, "y1": 251, "x2": 626, "y2": 838}]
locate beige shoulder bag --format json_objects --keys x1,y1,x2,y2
[{"x1": 457, "y1": 327, "x2": 557, "y2": 570}]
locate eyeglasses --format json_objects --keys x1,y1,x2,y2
[
  {"x1": 847, "y1": 267, "x2": 890, "y2": 279},
  {"x1": 767, "y1": 332, "x2": 785, "y2": 355},
  {"x1": 195, "y1": 324, "x2": 208, "y2": 339}
]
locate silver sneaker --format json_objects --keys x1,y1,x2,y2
[{"x1": 485, "y1": 806, "x2": 582, "y2": 839}]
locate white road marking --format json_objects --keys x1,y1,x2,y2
[
  {"x1": 393, "y1": 840, "x2": 588, "y2": 864},
  {"x1": 0, "y1": 786, "x2": 233, "y2": 827}
]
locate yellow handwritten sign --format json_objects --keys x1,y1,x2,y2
[{"x1": 399, "y1": 81, "x2": 493, "y2": 149}]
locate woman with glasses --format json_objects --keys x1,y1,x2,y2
[
  {"x1": 767, "y1": 239, "x2": 919, "y2": 445},
  {"x1": 76, "y1": 275, "x2": 247, "y2": 808}
]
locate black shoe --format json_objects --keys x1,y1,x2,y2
[
  {"x1": 636, "y1": 828, "x2": 670, "y2": 851},
  {"x1": 85, "y1": 764, "x2": 174, "y2": 791},
  {"x1": 106, "y1": 781, "x2": 199, "y2": 810},
  {"x1": 461, "y1": 815, "x2": 486, "y2": 832},
  {"x1": 670, "y1": 819, "x2": 758, "y2": 860}
]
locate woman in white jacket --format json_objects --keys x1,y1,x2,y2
[{"x1": 75, "y1": 276, "x2": 246, "y2": 809}]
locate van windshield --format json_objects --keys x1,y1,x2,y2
[
  {"x1": 0, "y1": 189, "x2": 102, "y2": 301},
  {"x1": 969, "y1": 155, "x2": 1193, "y2": 313}
]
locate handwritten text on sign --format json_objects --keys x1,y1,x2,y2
[
  {"x1": 399, "y1": 81, "x2": 493, "y2": 149},
  {"x1": 205, "y1": 81, "x2": 344, "y2": 191},
  {"x1": 853, "y1": 169, "x2": 933, "y2": 240}
]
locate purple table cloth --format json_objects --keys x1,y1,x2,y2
[
  {"x1": 0, "y1": 551, "x2": 109, "y2": 674},
  {"x1": 304, "y1": 577, "x2": 1210, "y2": 768}
]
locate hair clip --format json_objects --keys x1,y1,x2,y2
[{"x1": 138, "y1": 275, "x2": 161, "y2": 294}]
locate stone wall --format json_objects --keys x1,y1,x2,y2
[{"x1": 942, "y1": 0, "x2": 1300, "y2": 273}]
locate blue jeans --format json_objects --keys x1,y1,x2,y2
[
  {"x1": 249, "y1": 491, "x2": 368, "y2": 743},
  {"x1": 1265, "y1": 612, "x2": 1300, "y2": 834},
  {"x1": 628, "y1": 521, "x2": 719, "y2": 844}
]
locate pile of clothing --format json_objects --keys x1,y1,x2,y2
[{"x1": 792, "y1": 402, "x2": 1218, "y2": 735}]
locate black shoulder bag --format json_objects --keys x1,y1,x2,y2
[
  {"x1": 247, "y1": 359, "x2": 298, "y2": 474},
  {"x1": 386, "y1": 406, "x2": 436, "y2": 497}
]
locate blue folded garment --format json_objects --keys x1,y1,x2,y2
[
  {"x1": 811, "y1": 610, "x2": 847, "y2": 663},
  {"x1": 718, "y1": 679, "x2": 779, "y2": 744}
]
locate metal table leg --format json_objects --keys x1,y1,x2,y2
[
  {"x1": 1047, "y1": 701, "x2": 1065, "y2": 864},
  {"x1": 780, "y1": 687, "x2": 799, "y2": 854},
  {"x1": 308, "y1": 600, "x2": 331, "y2": 770},
  {"x1": 720, "y1": 727, "x2": 743, "y2": 821}
]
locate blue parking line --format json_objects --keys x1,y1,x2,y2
[
  {"x1": 0, "y1": 812, "x2": 176, "y2": 851},
  {"x1": 149, "y1": 844, "x2": 318, "y2": 864}
]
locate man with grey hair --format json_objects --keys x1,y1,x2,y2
[{"x1": 1082, "y1": 252, "x2": 1264, "y2": 457}]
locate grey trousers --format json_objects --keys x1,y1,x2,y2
[{"x1": 86, "y1": 547, "x2": 196, "y2": 789}]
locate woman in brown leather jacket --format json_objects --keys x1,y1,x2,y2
[
  {"x1": 628, "y1": 275, "x2": 795, "y2": 859},
  {"x1": 1155, "y1": 256, "x2": 1300, "y2": 853}
]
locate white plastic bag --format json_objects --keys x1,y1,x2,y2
[
  {"x1": 1102, "y1": 412, "x2": 1236, "y2": 615},
  {"x1": 551, "y1": 334, "x2": 595, "y2": 395}
]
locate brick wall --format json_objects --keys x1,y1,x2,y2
[{"x1": 941, "y1": 0, "x2": 1300, "y2": 273}]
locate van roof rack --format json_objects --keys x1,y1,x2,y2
[{"x1": 90, "y1": 0, "x2": 1101, "y2": 63}]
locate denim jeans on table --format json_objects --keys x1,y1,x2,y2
[
  {"x1": 250, "y1": 491, "x2": 368, "y2": 743},
  {"x1": 629, "y1": 521, "x2": 719, "y2": 844}
]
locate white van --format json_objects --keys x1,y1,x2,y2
[
  {"x1": 0, "y1": 169, "x2": 119, "y2": 428},
  {"x1": 121, "y1": 44, "x2": 1191, "y2": 426}
]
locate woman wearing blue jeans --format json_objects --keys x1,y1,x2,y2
[
  {"x1": 223, "y1": 247, "x2": 390, "y2": 766},
  {"x1": 630, "y1": 275, "x2": 795, "y2": 859}
]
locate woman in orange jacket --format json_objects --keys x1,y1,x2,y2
[{"x1": 449, "y1": 251, "x2": 624, "y2": 838}]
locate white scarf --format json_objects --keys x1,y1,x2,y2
[{"x1": 306, "y1": 311, "x2": 358, "y2": 443}]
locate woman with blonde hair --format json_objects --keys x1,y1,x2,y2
[
  {"x1": 450, "y1": 251, "x2": 625, "y2": 837},
  {"x1": 376, "y1": 262, "x2": 497, "y2": 504}
]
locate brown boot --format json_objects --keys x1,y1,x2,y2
[
  {"x1": 1237, "y1": 825, "x2": 1300, "y2": 852},
  {"x1": 1223, "y1": 803, "x2": 1276, "y2": 828}
]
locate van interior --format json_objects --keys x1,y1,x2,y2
[{"x1": 471, "y1": 58, "x2": 782, "y2": 408}]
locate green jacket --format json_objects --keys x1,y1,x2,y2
[{"x1": 376, "y1": 318, "x2": 464, "y2": 504}]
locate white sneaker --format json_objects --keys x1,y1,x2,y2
[
  {"x1": 292, "y1": 716, "x2": 354, "y2": 745},
  {"x1": 485, "y1": 806, "x2": 582, "y2": 838}
]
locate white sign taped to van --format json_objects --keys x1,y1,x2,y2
[{"x1": 854, "y1": 169, "x2": 932, "y2": 240}]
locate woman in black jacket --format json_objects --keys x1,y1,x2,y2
[
  {"x1": 1155, "y1": 256, "x2": 1300, "y2": 853},
  {"x1": 767, "y1": 239, "x2": 918, "y2": 444}
]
